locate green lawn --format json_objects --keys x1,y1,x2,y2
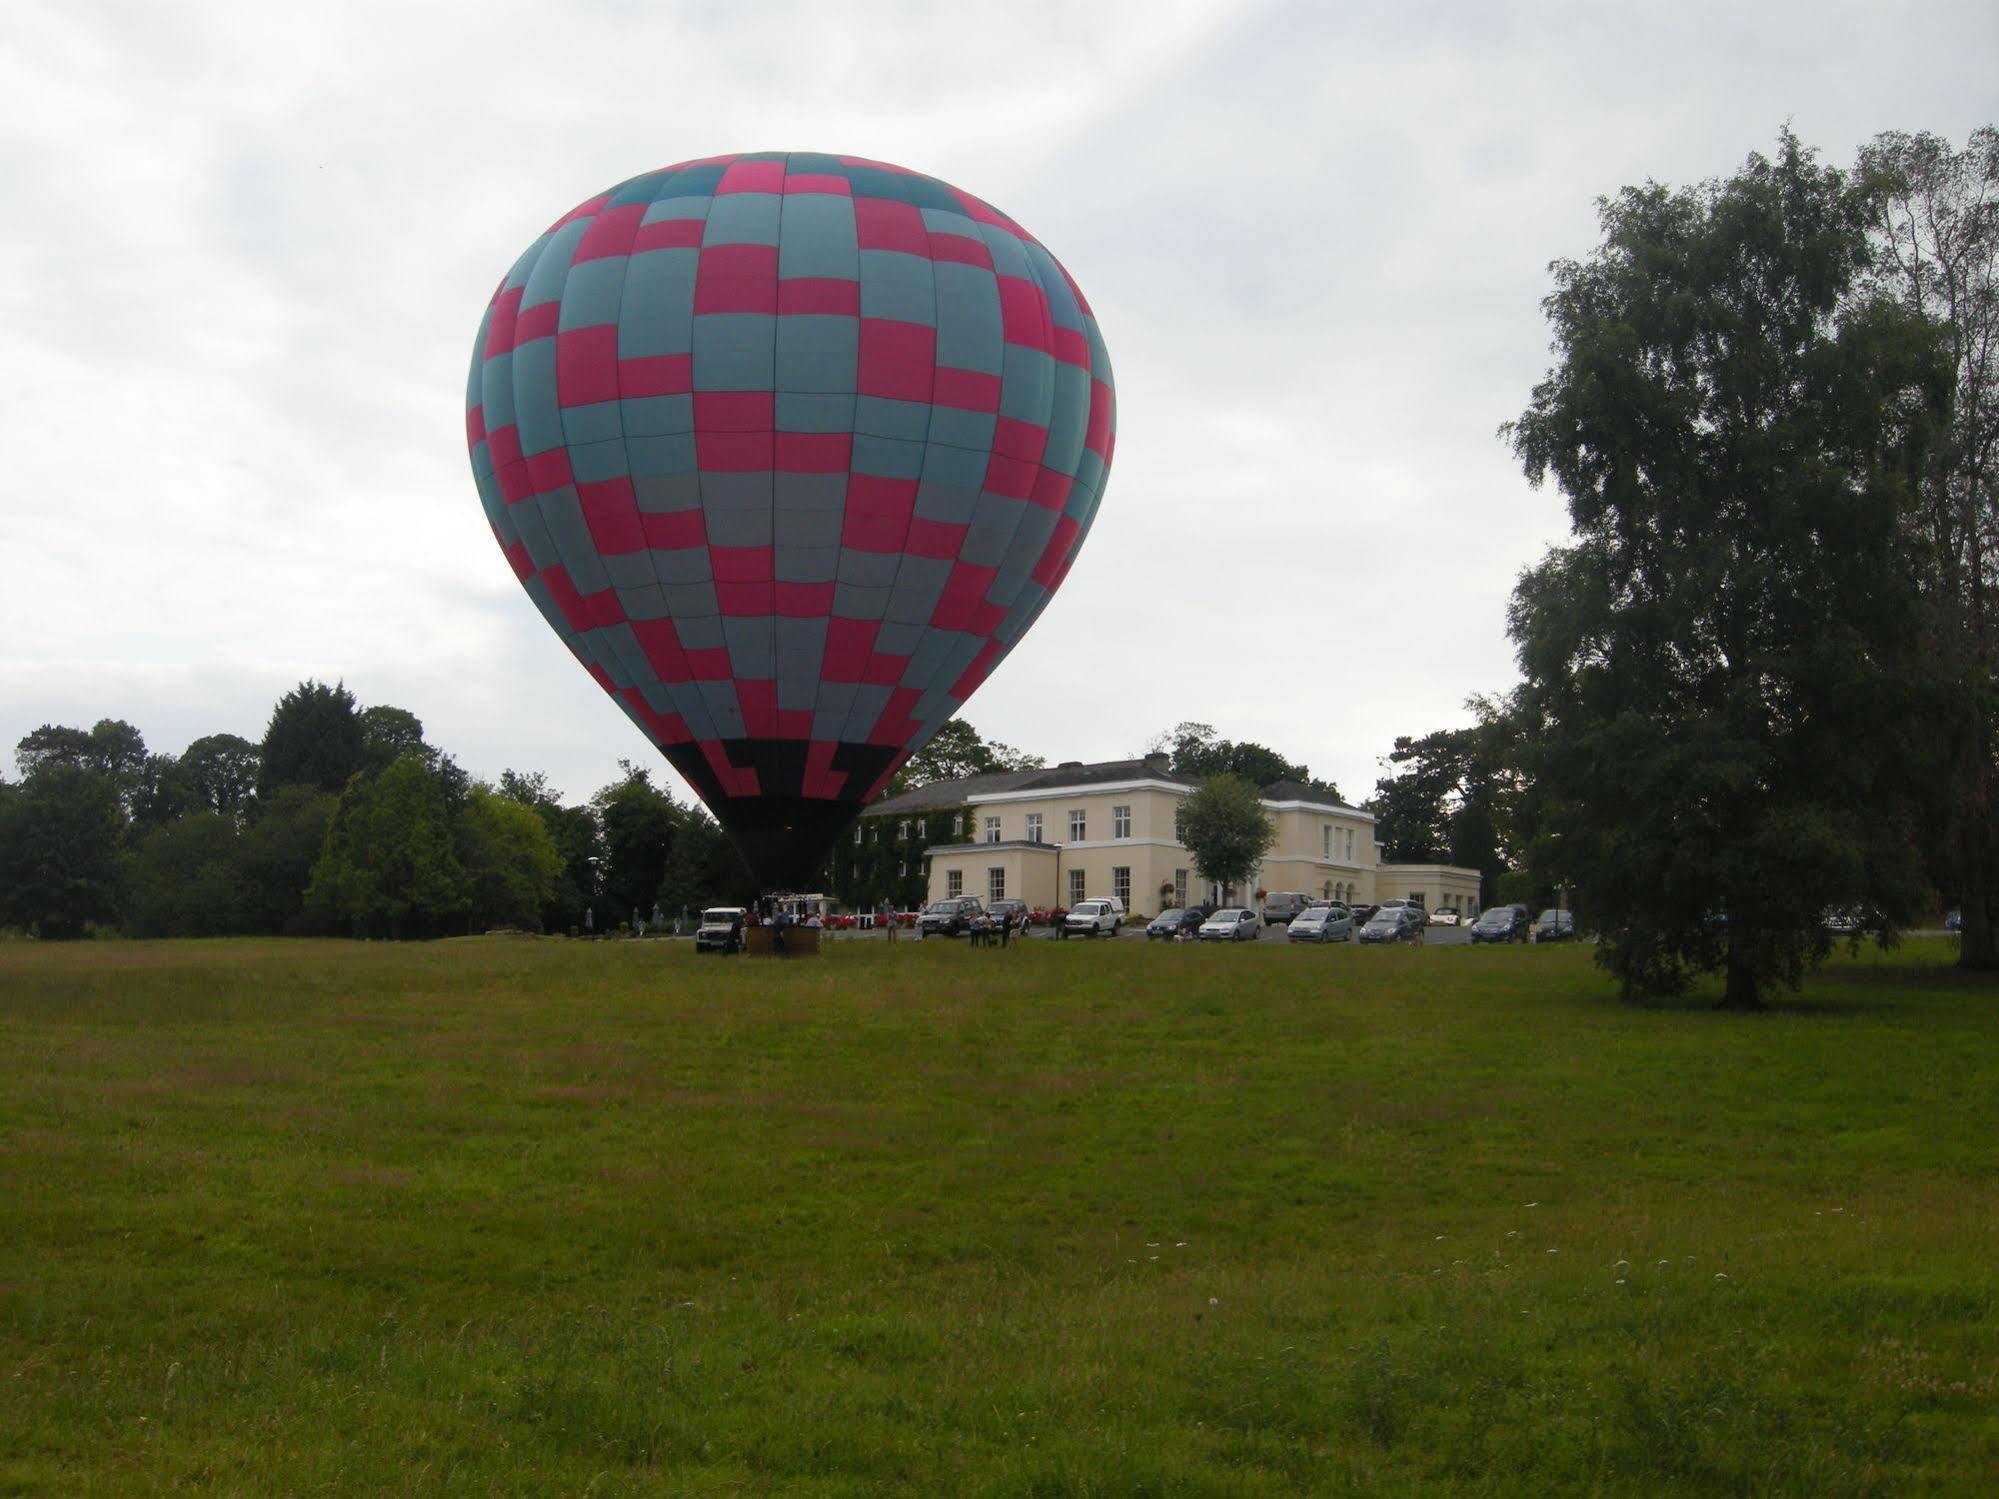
[{"x1": 1, "y1": 936, "x2": 1994, "y2": 1494}]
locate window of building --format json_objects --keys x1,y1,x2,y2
[
  {"x1": 1345, "y1": 828, "x2": 1354, "y2": 859},
  {"x1": 983, "y1": 815, "x2": 1000, "y2": 844},
  {"x1": 1068, "y1": 867, "x2": 1086, "y2": 904},
  {"x1": 953, "y1": 813, "x2": 964, "y2": 836},
  {"x1": 1112, "y1": 805, "x2": 1131, "y2": 839},
  {"x1": 899, "y1": 860, "x2": 907, "y2": 877},
  {"x1": 947, "y1": 869, "x2": 963, "y2": 897},
  {"x1": 1174, "y1": 869, "x2": 1188, "y2": 906},
  {"x1": 1324, "y1": 880, "x2": 1332, "y2": 898},
  {"x1": 916, "y1": 815, "x2": 926, "y2": 838},
  {"x1": 1112, "y1": 866, "x2": 1130, "y2": 904},
  {"x1": 854, "y1": 825, "x2": 863, "y2": 846},
  {"x1": 988, "y1": 867, "x2": 1005, "y2": 902},
  {"x1": 1068, "y1": 809, "x2": 1086, "y2": 841},
  {"x1": 1323, "y1": 824, "x2": 1332, "y2": 858},
  {"x1": 1025, "y1": 812, "x2": 1043, "y2": 843},
  {"x1": 898, "y1": 819, "x2": 910, "y2": 841}
]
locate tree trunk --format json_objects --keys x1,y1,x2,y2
[
  {"x1": 1718, "y1": 937, "x2": 1762, "y2": 1010},
  {"x1": 1954, "y1": 714, "x2": 1999, "y2": 971}
]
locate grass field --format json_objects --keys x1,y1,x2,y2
[{"x1": 1, "y1": 935, "x2": 1994, "y2": 1495}]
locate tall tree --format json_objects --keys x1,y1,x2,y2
[
  {"x1": 592, "y1": 764, "x2": 680, "y2": 922},
  {"x1": 180, "y1": 733, "x2": 261, "y2": 820},
  {"x1": 238, "y1": 785, "x2": 339, "y2": 934},
  {"x1": 1504, "y1": 130, "x2": 1947, "y2": 1007},
  {"x1": 128, "y1": 813, "x2": 249, "y2": 937},
  {"x1": 258, "y1": 680, "x2": 365, "y2": 796},
  {"x1": 306, "y1": 757, "x2": 467, "y2": 939},
  {"x1": 1154, "y1": 721, "x2": 1341, "y2": 802},
  {"x1": 498, "y1": 768, "x2": 601, "y2": 932},
  {"x1": 885, "y1": 719, "x2": 1043, "y2": 794},
  {"x1": 1861, "y1": 126, "x2": 1999, "y2": 969},
  {"x1": 1369, "y1": 698, "x2": 1526, "y2": 900},
  {"x1": 1176, "y1": 774, "x2": 1276, "y2": 902},
  {"x1": 358, "y1": 705, "x2": 428, "y2": 776},
  {"x1": 0, "y1": 763, "x2": 126, "y2": 938},
  {"x1": 455, "y1": 785, "x2": 562, "y2": 932}
]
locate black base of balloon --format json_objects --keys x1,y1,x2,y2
[{"x1": 661, "y1": 739, "x2": 905, "y2": 894}]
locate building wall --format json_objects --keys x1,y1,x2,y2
[{"x1": 1374, "y1": 864, "x2": 1484, "y2": 915}]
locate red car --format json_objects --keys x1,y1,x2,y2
[{"x1": 1026, "y1": 906, "x2": 1068, "y2": 928}]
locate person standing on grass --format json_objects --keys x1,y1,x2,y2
[{"x1": 879, "y1": 899, "x2": 897, "y2": 943}]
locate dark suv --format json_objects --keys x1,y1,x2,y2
[
  {"x1": 1468, "y1": 906, "x2": 1530, "y2": 943},
  {"x1": 918, "y1": 896, "x2": 985, "y2": 936}
]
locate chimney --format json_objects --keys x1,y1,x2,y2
[{"x1": 1143, "y1": 751, "x2": 1170, "y2": 773}]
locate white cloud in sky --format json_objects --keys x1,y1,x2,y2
[{"x1": 2, "y1": 0, "x2": 1994, "y2": 805}]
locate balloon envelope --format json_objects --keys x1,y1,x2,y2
[{"x1": 466, "y1": 153, "x2": 1114, "y2": 889}]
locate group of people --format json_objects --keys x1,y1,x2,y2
[{"x1": 966, "y1": 909, "x2": 1020, "y2": 948}]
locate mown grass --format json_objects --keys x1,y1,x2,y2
[{"x1": 0, "y1": 935, "x2": 1994, "y2": 1494}]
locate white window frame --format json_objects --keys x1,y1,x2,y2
[
  {"x1": 983, "y1": 815, "x2": 1001, "y2": 844},
  {"x1": 1112, "y1": 804, "x2": 1131, "y2": 839},
  {"x1": 1068, "y1": 809, "x2": 1086, "y2": 841},
  {"x1": 946, "y1": 869, "x2": 963, "y2": 897},
  {"x1": 1175, "y1": 868, "x2": 1188, "y2": 906},
  {"x1": 988, "y1": 867, "x2": 1005, "y2": 902},
  {"x1": 1068, "y1": 867, "x2": 1086, "y2": 904},
  {"x1": 1025, "y1": 812, "x2": 1043, "y2": 843},
  {"x1": 953, "y1": 813, "x2": 964, "y2": 836},
  {"x1": 1112, "y1": 866, "x2": 1130, "y2": 904},
  {"x1": 854, "y1": 825, "x2": 864, "y2": 846},
  {"x1": 899, "y1": 819, "x2": 910, "y2": 841}
]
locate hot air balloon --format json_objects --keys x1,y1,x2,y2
[{"x1": 465, "y1": 152, "x2": 1114, "y2": 891}]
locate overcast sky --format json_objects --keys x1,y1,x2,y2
[{"x1": 4, "y1": 1, "x2": 1994, "y2": 807}]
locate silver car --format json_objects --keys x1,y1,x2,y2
[
  {"x1": 1287, "y1": 904, "x2": 1354, "y2": 943},
  {"x1": 1198, "y1": 908, "x2": 1261, "y2": 942}
]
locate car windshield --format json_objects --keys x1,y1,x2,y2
[
  {"x1": 1476, "y1": 910, "x2": 1509, "y2": 924},
  {"x1": 925, "y1": 902, "x2": 960, "y2": 914},
  {"x1": 1366, "y1": 912, "x2": 1399, "y2": 924},
  {"x1": 701, "y1": 909, "x2": 738, "y2": 923},
  {"x1": 1154, "y1": 909, "x2": 1184, "y2": 921},
  {"x1": 1537, "y1": 910, "x2": 1564, "y2": 923},
  {"x1": 1209, "y1": 910, "x2": 1243, "y2": 921}
]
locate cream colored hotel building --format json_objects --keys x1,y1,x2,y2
[{"x1": 864, "y1": 754, "x2": 1481, "y2": 916}]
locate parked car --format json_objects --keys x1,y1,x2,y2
[
  {"x1": 986, "y1": 899, "x2": 1028, "y2": 928},
  {"x1": 1944, "y1": 908, "x2": 1962, "y2": 931},
  {"x1": 1026, "y1": 905, "x2": 1067, "y2": 929},
  {"x1": 1348, "y1": 903, "x2": 1380, "y2": 926},
  {"x1": 1198, "y1": 908, "x2": 1261, "y2": 942},
  {"x1": 1146, "y1": 906, "x2": 1209, "y2": 940},
  {"x1": 1288, "y1": 905, "x2": 1354, "y2": 943},
  {"x1": 695, "y1": 906, "x2": 746, "y2": 952},
  {"x1": 1468, "y1": 906, "x2": 1529, "y2": 943},
  {"x1": 1261, "y1": 892, "x2": 1311, "y2": 926},
  {"x1": 1532, "y1": 909, "x2": 1577, "y2": 943},
  {"x1": 1061, "y1": 897, "x2": 1126, "y2": 938},
  {"x1": 1428, "y1": 908, "x2": 1462, "y2": 927},
  {"x1": 1358, "y1": 907, "x2": 1422, "y2": 944},
  {"x1": 1376, "y1": 898, "x2": 1428, "y2": 929},
  {"x1": 918, "y1": 896, "x2": 985, "y2": 936}
]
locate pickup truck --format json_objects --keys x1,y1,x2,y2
[{"x1": 1060, "y1": 898, "x2": 1126, "y2": 938}]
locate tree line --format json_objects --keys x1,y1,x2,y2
[{"x1": 0, "y1": 682, "x2": 753, "y2": 940}]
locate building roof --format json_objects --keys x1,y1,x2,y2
[
  {"x1": 864, "y1": 767, "x2": 1047, "y2": 816},
  {"x1": 865, "y1": 755, "x2": 1191, "y2": 815},
  {"x1": 1258, "y1": 779, "x2": 1367, "y2": 813},
  {"x1": 1011, "y1": 757, "x2": 1196, "y2": 792}
]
